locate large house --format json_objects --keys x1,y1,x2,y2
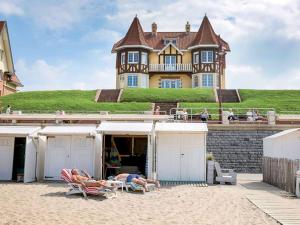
[
  {"x1": 0, "y1": 21, "x2": 22, "y2": 96},
  {"x1": 112, "y1": 15, "x2": 230, "y2": 89}
]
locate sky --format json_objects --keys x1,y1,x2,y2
[{"x1": 0, "y1": 0, "x2": 300, "y2": 91}]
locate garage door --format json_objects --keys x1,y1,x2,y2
[
  {"x1": 0, "y1": 137, "x2": 14, "y2": 180},
  {"x1": 44, "y1": 136, "x2": 94, "y2": 180},
  {"x1": 156, "y1": 133, "x2": 205, "y2": 181}
]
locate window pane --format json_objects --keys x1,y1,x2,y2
[
  {"x1": 201, "y1": 51, "x2": 207, "y2": 63},
  {"x1": 128, "y1": 75, "x2": 138, "y2": 87},
  {"x1": 141, "y1": 52, "x2": 147, "y2": 65},
  {"x1": 207, "y1": 51, "x2": 213, "y2": 63},
  {"x1": 193, "y1": 53, "x2": 199, "y2": 64},
  {"x1": 134, "y1": 53, "x2": 139, "y2": 63},
  {"x1": 128, "y1": 53, "x2": 133, "y2": 63}
]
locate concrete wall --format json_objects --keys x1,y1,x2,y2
[{"x1": 207, "y1": 126, "x2": 283, "y2": 173}]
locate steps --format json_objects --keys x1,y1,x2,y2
[
  {"x1": 96, "y1": 89, "x2": 121, "y2": 102},
  {"x1": 217, "y1": 89, "x2": 241, "y2": 103},
  {"x1": 154, "y1": 102, "x2": 178, "y2": 115}
]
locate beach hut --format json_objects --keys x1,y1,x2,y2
[
  {"x1": 38, "y1": 126, "x2": 100, "y2": 180},
  {"x1": 263, "y1": 128, "x2": 300, "y2": 194},
  {"x1": 96, "y1": 122, "x2": 154, "y2": 178},
  {"x1": 0, "y1": 126, "x2": 40, "y2": 183},
  {"x1": 154, "y1": 122, "x2": 207, "y2": 182}
]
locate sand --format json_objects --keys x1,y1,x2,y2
[{"x1": 0, "y1": 180, "x2": 278, "y2": 225}]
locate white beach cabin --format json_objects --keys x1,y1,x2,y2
[
  {"x1": 263, "y1": 128, "x2": 300, "y2": 160},
  {"x1": 96, "y1": 122, "x2": 154, "y2": 179},
  {"x1": 38, "y1": 126, "x2": 100, "y2": 180},
  {"x1": 263, "y1": 128, "x2": 300, "y2": 195},
  {"x1": 155, "y1": 122, "x2": 207, "y2": 182},
  {"x1": 0, "y1": 126, "x2": 40, "y2": 183}
]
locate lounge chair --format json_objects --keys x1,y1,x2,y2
[
  {"x1": 109, "y1": 176, "x2": 156, "y2": 194},
  {"x1": 214, "y1": 162, "x2": 237, "y2": 185},
  {"x1": 60, "y1": 169, "x2": 117, "y2": 199}
]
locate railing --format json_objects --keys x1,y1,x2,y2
[
  {"x1": 149, "y1": 64, "x2": 192, "y2": 72},
  {"x1": 169, "y1": 107, "x2": 275, "y2": 124}
]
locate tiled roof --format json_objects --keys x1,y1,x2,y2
[
  {"x1": 0, "y1": 21, "x2": 5, "y2": 32},
  {"x1": 112, "y1": 16, "x2": 230, "y2": 52},
  {"x1": 112, "y1": 16, "x2": 149, "y2": 51},
  {"x1": 190, "y1": 15, "x2": 219, "y2": 47},
  {"x1": 8, "y1": 73, "x2": 23, "y2": 87}
]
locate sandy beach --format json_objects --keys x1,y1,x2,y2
[{"x1": 0, "y1": 179, "x2": 278, "y2": 225}]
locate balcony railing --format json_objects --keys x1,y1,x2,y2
[{"x1": 149, "y1": 64, "x2": 192, "y2": 72}]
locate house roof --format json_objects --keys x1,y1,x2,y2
[
  {"x1": 0, "y1": 21, "x2": 5, "y2": 33},
  {"x1": 190, "y1": 15, "x2": 219, "y2": 47},
  {"x1": 9, "y1": 73, "x2": 23, "y2": 87},
  {"x1": 112, "y1": 16, "x2": 150, "y2": 51},
  {"x1": 112, "y1": 16, "x2": 230, "y2": 52}
]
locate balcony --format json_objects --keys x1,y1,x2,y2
[{"x1": 149, "y1": 64, "x2": 192, "y2": 72}]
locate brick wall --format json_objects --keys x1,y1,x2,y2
[{"x1": 207, "y1": 129, "x2": 282, "y2": 173}]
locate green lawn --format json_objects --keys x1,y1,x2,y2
[
  {"x1": 121, "y1": 88, "x2": 215, "y2": 102},
  {"x1": 0, "y1": 90, "x2": 151, "y2": 113},
  {"x1": 180, "y1": 89, "x2": 300, "y2": 114},
  {"x1": 1, "y1": 89, "x2": 300, "y2": 114}
]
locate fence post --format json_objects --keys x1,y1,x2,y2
[
  {"x1": 267, "y1": 111, "x2": 276, "y2": 125},
  {"x1": 222, "y1": 111, "x2": 230, "y2": 125}
]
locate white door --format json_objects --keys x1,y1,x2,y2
[
  {"x1": 0, "y1": 137, "x2": 14, "y2": 180},
  {"x1": 180, "y1": 134, "x2": 205, "y2": 181},
  {"x1": 44, "y1": 136, "x2": 71, "y2": 180},
  {"x1": 70, "y1": 136, "x2": 94, "y2": 177},
  {"x1": 156, "y1": 133, "x2": 181, "y2": 181},
  {"x1": 156, "y1": 133, "x2": 205, "y2": 181},
  {"x1": 24, "y1": 137, "x2": 37, "y2": 183}
]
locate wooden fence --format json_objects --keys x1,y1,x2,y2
[{"x1": 263, "y1": 157, "x2": 300, "y2": 194}]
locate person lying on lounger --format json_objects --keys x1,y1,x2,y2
[
  {"x1": 71, "y1": 169, "x2": 111, "y2": 188},
  {"x1": 114, "y1": 173, "x2": 160, "y2": 191}
]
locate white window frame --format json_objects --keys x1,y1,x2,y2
[
  {"x1": 193, "y1": 52, "x2": 199, "y2": 64},
  {"x1": 127, "y1": 74, "x2": 138, "y2": 88},
  {"x1": 202, "y1": 74, "x2": 214, "y2": 87},
  {"x1": 128, "y1": 51, "x2": 139, "y2": 64},
  {"x1": 121, "y1": 52, "x2": 125, "y2": 65},
  {"x1": 161, "y1": 79, "x2": 181, "y2": 88},
  {"x1": 141, "y1": 52, "x2": 148, "y2": 65},
  {"x1": 164, "y1": 39, "x2": 177, "y2": 45},
  {"x1": 201, "y1": 51, "x2": 213, "y2": 63}
]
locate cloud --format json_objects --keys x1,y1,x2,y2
[
  {"x1": 15, "y1": 57, "x2": 115, "y2": 91},
  {"x1": 107, "y1": 0, "x2": 300, "y2": 41},
  {"x1": 0, "y1": 0, "x2": 24, "y2": 16},
  {"x1": 82, "y1": 28, "x2": 121, "y2": 43},
  {"x1": 227, "y1": 64, "x2": 300, "y2": 89}
]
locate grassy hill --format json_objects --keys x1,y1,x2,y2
[
  {"x1": 0, "y1": 90, "x2": 151, "y2": 113},
  {"x1": 121, "y1": 88, "x2": 215, "y2": 102},
  {"x1": 0, "y1": 89, "x2": 300, "y2": 114},
  {"x1": 180, "y1": 89, "x2": 300, "y2": 114}
]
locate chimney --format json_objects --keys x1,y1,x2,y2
[
  {"x1": 185, "y1": 21, "x2": 190, "y2": 33},
  {"x1": 152, "y1": 22, "x2": 157, "y2": 36}
]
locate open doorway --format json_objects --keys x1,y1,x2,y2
[
  {"x1": 12, "y1": 137, "x2": 26, "y2": 181},
  {"x1": 103, "y1": 135, "x2": 148, "y2": 178}
]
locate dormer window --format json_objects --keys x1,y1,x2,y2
[
  {"x1": 164, "y1": 39, "x2": 177, "y2": 45},
  {"x1": 128, "y1": 51, "x2": 139, "y2": 64}
]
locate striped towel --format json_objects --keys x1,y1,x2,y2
[{"x1": 61, "y1": 169, "x2": 73, "y2": 183}]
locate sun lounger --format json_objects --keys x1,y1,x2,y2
[
  {"x1": 109, "y1": 177, "x2": 156, "y2": 193},
  {"x1": 214, "y1": 162, "x2": 237, "y2": 185},
  {"x1": 60, "y1": 169, "x2": 117, "y2": 199}
]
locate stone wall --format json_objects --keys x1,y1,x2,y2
[{"x1": 207, "y1": 128, "x2": 282, "y2": 173}]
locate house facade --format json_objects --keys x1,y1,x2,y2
[
  {"x1": 112, "y1": 15, "x2": 230, "y2": 89},
  {"x1": 0, "y1": 21, "x2": 22, "y2": 96}
]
